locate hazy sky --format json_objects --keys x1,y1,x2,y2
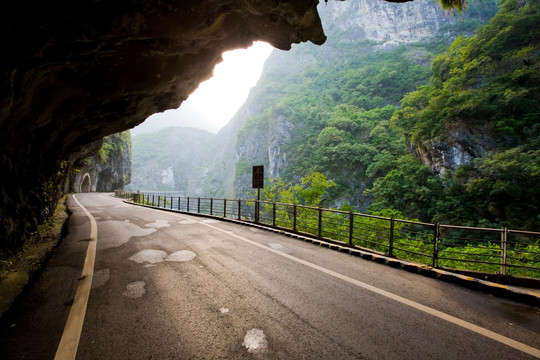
[{"x1": 132, "y1": 41, "x2": 274, "y2": 136}]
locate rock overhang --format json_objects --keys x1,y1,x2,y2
[{"x1": 0, "y1": 0, "x2": 329, "y2": 252}]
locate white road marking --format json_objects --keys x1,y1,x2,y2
[
  {"x1": 187, "y1": 216, "x2": 540, "y2": 358},
  {"x1": 268, "y1": 243, "x2": 293, "y2": 254},
  {"x1": 55, "y1": 195, "x2": 97, "y2": 360}
]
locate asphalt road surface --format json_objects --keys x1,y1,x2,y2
[{"x1": 1, "y1": 193, "x2": 539, "y2": 359}]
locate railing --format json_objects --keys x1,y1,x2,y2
[{"x1": 115, "y1": 191, "x2": 540, "y2": 279}]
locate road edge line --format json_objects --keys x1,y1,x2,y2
[{"x1": 54, "y1": 194, "x2": 97, "y2": 360}]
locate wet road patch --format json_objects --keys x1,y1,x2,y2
[{"x1": 123, "y1": 281, "x2": 146, "y2": 298}]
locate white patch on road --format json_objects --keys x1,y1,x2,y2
[
  {"x1": 91, "y1": 268, "x2": 110, "y2": 289},
  {"x1": 178, "y1": 220, "x2": 197, "y2": 225},
  {"x1": 242, "y1": 329, "x2": 268, "y2": 354},
  {"x1": 97, "y1": 220, "x2": 156, "y2": 250},
  {"x1": 145, "y1": 219, "x2": 170, "y2": 228},
  {"x1": 123, "y1": 281, "x2": 146, "y2": 298},
  {"x1": 166, "y1": 250, "x2": 196, "y2": 262},
  {"x1": 220, "y1": 308, "x2": 230, "y2": 314},
  {"x1": 129, "y1": 249, "x2": 168, "y2": 264},
  {"x1": 250, "y1": 228, "x2": 261, "y2": 233},
  {"x1": 268, "y1": 243, "x2": 292, "y2": 254},
  {"x1": 129, "y1": 249, "x2": 197, "y2": 265}
]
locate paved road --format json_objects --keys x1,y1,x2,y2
[{"x1": 2, "y1": 193, "x2": 540, "y2": 359}]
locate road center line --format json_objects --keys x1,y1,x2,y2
[
  {"x1": 186, "y1": 216, "x2": 540, "y2": 358},
  {"x1": 55, "y1": 195, "x2": 97, "y2": 360}
]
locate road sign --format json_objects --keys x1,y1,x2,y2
[{"x1": 252, "y1": 165, "x2": 264, "y2": 189}]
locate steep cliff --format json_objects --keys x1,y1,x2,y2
[
  {"x1": 385, "y1": 0, "x2": 540, "y2": 228},
  {"x1": 228, "y1": 0, "x2": 498, "y2": 202},
  {"x1": 70, "y1": 132, "x2": 132, "y2": 193}
]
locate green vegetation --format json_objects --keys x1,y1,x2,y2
[
  {"x1": 382, "y1": 0, "x2": 540, "y2": 230},
  {"x1": 236, "y1": 0, "x2": 539, "y2": 232},
  {"x1": 98, "y1": 131, "x2": 131, "y2": 163},
  {"x1": 262, "y1": 172, "x2": 336, "y2": 206},
  {"x1": 243, "y1": 171, "x2": 539, "y2": 277}
]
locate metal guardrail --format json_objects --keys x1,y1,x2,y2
[{"x1": 115, "y1": 191, "x2": 540, "y2": 279}]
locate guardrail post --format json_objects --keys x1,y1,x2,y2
[
  {"x1": 238, "y1": 200, "x2": 241, "y2": 220},
  {"x1": 157, "y1": 195, "x2": 160, "y2": 207},
  {"x1": 210, "y1": 198, "x2": 213, "y2": 215},
  {"x1": 187, "y1": 197, "x2": 190, "y2": 212},
  {"x1": 152, "y1": 194, "x2": 155, "y2": 206},
  {"x1": 170, "y1": 196, "x2": 173, "y2": 209},
  {"x1": 501, "y1": 227, "x2": 508, "y2": 275},
  {"x1": 432, "y1": 222, "x2": 440, "y2": 268},
  {"x1": 255, "y1": 201, "x2": 259, "y2": 223},
  {"x1": 178, "y1": 197, "x2": 181, "y2": 210},
  {"x1": 224, "y1": 199, "x2": 227, "y2": 218},
  {"x1": 273, "y1": 203, "x2": 276, "y2": 227},
  {"x1": 318, "y1": 208, "x2": 323, "y2": 238},
  {"x1": 198, "y1": 197, "x2": 201, "y2": 213},
  {"x1": 349, "y1": 212, "x2": 354, "y2": 246},
  {"x1": 293, "y1": 205, "x2": 297, "y2": 232},
  {"x1": 388, "y1": 218, "x2": 394, "y2": 257}
]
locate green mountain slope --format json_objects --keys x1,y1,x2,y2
[
  {"x1": 232, "y1": 0, "x2": 500, "y2": 213},
  {"x1": 383, "y1": 0, "x2": 540, "y2": 229},
  {"x1": 130, "y1": 127, "x2": 215, "y2": 194}
]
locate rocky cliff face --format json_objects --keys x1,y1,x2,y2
[
  {"x1": 70, "y1": 132, "x2": 132, "y2": 193},
  {"x1": 0, "y1": 0, "x2": 329, "y2": 253},
  {"x1": 412, "y1": 124, "x2": 498, "y2": 174},
  {"x1": 229, "y1": 0, "x2": 497, "y2": 198}
]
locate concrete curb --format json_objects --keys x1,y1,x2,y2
[{"x1": 125, "y1": 199, "x2": 540, "y2": 307}]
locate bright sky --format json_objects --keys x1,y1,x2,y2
[{"x1": 132, "y1": 41, "x2": 274, "y2": 135}]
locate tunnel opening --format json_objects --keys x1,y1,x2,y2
[{"x1": 81, "y1": 174, "x2": 91, "y2": 193}]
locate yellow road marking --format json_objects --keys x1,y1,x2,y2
[{"x1": 54, "y1": 195, "x2": 97, "y2": 360}]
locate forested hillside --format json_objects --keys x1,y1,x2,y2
[
  {"x1": 231, "y1": 0, "x2": 538, "y2": 230},
  {"x1": 383, "y1": 0, "x2": 540, "y2": 229},
  {"x1": 130, "y1": 0, "x2": 539, "y2": 230},
  {"x1": 129, "y1": 127, "x2": 216, "y2": 194},
  {"x1": 230, "y1": 0, "x2": 506, "y2": 221}
]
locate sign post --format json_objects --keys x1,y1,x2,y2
[{"x1": 252, "y1": 165, "x2": 264, "y2": 223}]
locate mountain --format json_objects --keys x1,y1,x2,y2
[
  {"x1": 129, "y1": 127, "x2": 216, "y2": 194},
  {"x1": 384, "y1": 0, "x2": 540, "y2": 229},
  {"x1": 216, "y1": 0, "x2": 499, "y2": 205}
]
